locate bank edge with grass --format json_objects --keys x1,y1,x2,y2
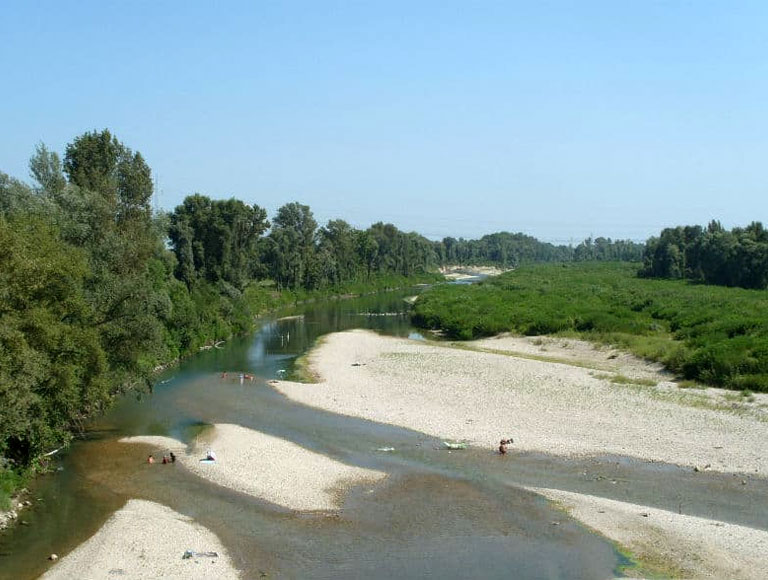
[
  {"x1": 0, "y1": 272, "x2": 438, "y2": 526},
  {"x1": 412, "y1": 262, "x2": 768, "y2": 392}
]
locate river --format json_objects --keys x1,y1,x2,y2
[{"x1": 2, "y1": 288, "x2": 764, "y2": 579}]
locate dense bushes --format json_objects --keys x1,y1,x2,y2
[{"x1": 413, "y1": 262, "x2": 768, "y2": 391}]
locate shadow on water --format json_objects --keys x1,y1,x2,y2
[{"x1": 3, "y1": 289, "x2": 765, "y2": 578}]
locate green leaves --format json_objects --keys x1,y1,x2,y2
[
  {"x1": 0, "y1": 215, "x2": 98, "y2": 461},
  {"x1": 414, "y1": 262, "x2": 768, "y2": 391},
  {"x1": 1, "y1": 130, "x2": 164, "y2": 466},
  {"x1": 640, "y1": 222, "x2": 768, "y2": 289},
  {"x1": 1, "y1": 128, "x2": 447, "y2": 471},
  {"x1": 169, "y1": 194, "x2": 269, "y2": 288}
]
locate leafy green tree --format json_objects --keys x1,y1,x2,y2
[
  {"x1": 59, "y1": 130, "x2": 165, "y2": 388},
  {"x1": 29, "y1": 143, "x2": 66, "y2": 196},
  {"x1": 357, "y1": 230, "x2": 379, "y2": 280},
  {"x1": 169, "y1": 195, "x2": 269, "y2": 287},
  {"x1": 641, "y1": 221, "x2": 768, "y2": 289},
  {"x1": 0, "y1": 172, "x2": 38, "y2": 217},
  {"x1": 267, "y1": 202, "x2": 317, "y2": 289},
  {"x1": 319, "y1": 219, "x2": 359, "y2": 284},
  {"x1": 0, "y1": 215, "x2": 107, "y2": 463}
]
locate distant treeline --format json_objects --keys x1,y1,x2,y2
[
  {"x1": 0, "y1": 130, "x2": 440, "y2": 472},
  {"x1": 433, "y1": 232, "x2": 644, "y2": 267},
  {"x1": 640, "y1": 221, "x2": 768, "y2": 289},
  {"x1": 169, "y1": 195, "x2": 438, "y2": 291}
]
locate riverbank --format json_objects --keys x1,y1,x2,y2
[
  {"x1": 0, "y1": 493, "x2": 29, "y2": 532},
  {"x1": 439, "y1": 265, "x2": 510, "y2": 280},
  {"x1": 39, "y1": 425, "x2": 386, "y2": 577},
  {"x1": 41, "y1": 499, "x2": 240, "y2": 579},
  {"x1": 121, "y1": 424, "x2": 386, "y2": 511},
  {"x1": 0, "y1": 277, "x2": 437, "y2": 529},
  {"x1": 415, "y1": 262, "x2": 768, "y2": 391},
  {"x1": 531, "y1": 487, "x2": 768, "y2": 579},
  {"x1": 275, "y1": 330, "x2": 768, "y2": 475},
  {"x1": 272, "y1": 330, "x2": 768, "y2": 576}
]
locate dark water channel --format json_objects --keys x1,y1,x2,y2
[{"x1": 2, "y1": 289, "x2": 766, "y2": 579}]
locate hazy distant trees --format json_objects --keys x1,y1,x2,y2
[
  {"x1": 431, "y1": 232, "x2": 642, "y2": 267},
  {"x1": 366, "y1": 222, "x2": 435, "y2": 277},
  {"x1": 640, "y1": 221, "x2": 768, "y2": 289},
  {"x1": 318, "y1": 219, "x2": 358, "y2": 285},
  {"x1": 573, "y1": 237, "x2": 645, "y2": 262}
]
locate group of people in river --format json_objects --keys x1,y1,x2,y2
[
  {"x1": 498, "y1": 438, "x2": 514, "y2": 455},
  {"x1": 220, "y1": 371, "x2": 255, "y2": 384},
  {"x1": 146, "y1": 449, "x2": 217, "y2": 465},
  {"x1": 146, "y1": 452, "x2": 176, "y2": 464}
]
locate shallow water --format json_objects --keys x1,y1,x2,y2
[{"x1": 2, "y1": 289, "x2": 765, "y2": 579}]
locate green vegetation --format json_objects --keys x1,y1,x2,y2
[
  {"x1": 545, "y1": 498, "x2": 684, "y2": 579},
  {"x1": 615, "y1": 545, "x2": 689, "y2": 580},
  {"x1": 0, "y1": 130, "x2": 440, "y2": 499},
  {"x1": 287, "y1": 336, "x2": 327, "y2": 383},
  {"x1": 433, "y1": 232, "x2": 643, "y2": 267},
  {"x1": 0, "y1": 466, "x2": 26, "y2": 510},
  {"x1": 641, "y1": 220, "x2": 768, "y2": 289},
  {"x1": 593, "y1": 373, "x2": 658, "y2": 387},
  {"x1": 413, "y1": 262, "x2": 768, "y2": 391}
]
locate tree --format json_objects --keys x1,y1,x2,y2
[
  {"x1": 63, "y1": 129, "x2": 121, "y2": 195},
  {"x1": 59, "y1": 130, "x2": 165, "y2": 390},
  {"x1": 319, "y1": 219, "x2": 359, "y2": 284},
  {"x1": 0, "y1": 215, "x2": 106, "y2": 463},
  {"x1": 169, "y1": 195, "x2": 269, "y2": 287},
  {"x1": 29, "y1": 143, "x2": 66, "y2": 196},
  {"x1": 357, "y1": 231, "x2": 378, "y2": 280},
  {"x1": 267, "y1": 202, "x2": 317, "y2": 289},
  {"x1": 640, "y1": 221, "x2": 768, "y2": 289},
  {"x1": 0, "y1": 172, "x2": 37, "y2": 216}
]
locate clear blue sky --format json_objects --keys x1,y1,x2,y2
[{"x1": 2, "y1": 1, "x2": 766, "y2": 243}]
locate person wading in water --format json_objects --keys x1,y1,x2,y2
[{"x1": 498, "y1": 437, "x2": 514, "y2": 455}]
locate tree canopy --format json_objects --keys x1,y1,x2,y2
[
  {"x1": 432, "y1": 232, "x2": 643, "y2": 267},
  {"x1": 640, "y1": 221, "x2": 768, "y2": 289}
]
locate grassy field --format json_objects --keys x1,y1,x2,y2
[{"x1": 412, "y1": 262, "x2": 768, "y2": 391}]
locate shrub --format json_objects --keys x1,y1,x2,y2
[{"x1": 412, "y1": 262, "x2": 768, "y2": 391}]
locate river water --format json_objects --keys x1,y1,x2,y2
[{"x1": 2, "y1": 288, "x2": 766, "y2": 579}]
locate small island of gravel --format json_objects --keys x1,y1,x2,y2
[
  {"x1": 41, "y1": 500, "x2": 240, "y2": 580},
  {"x1": 121, "y1": 423, "x2": 386, "y2": 511}
]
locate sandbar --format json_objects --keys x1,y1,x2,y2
[
  {"x1": 274, "y1": 330, "x2": 768, "y2": 475},
  {"x1": 121, "y1": 424, "x2": 385, "y2": 511},
  {"x1": 532, "y1": 487, "x2": 768, "y2": 579},
  {"x1": 41, "y1": 499, "x2": 240, "y2": 579}
]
